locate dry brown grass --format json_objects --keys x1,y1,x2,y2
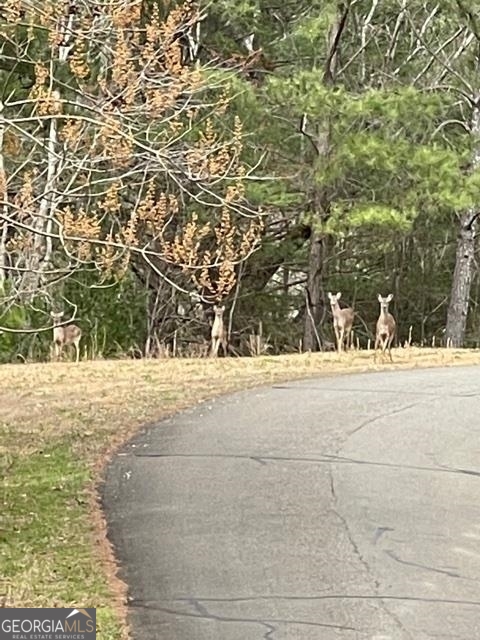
[
  {"x1": 2, "y1": 347, "x2": 479, "y2": 461},
  {"x1": 1, "y1": 347, "x2": 479, "y2": 638}
]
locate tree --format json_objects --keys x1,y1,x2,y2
[{"x1": 0, "y1": 0, "x2": 263, "y2": 323}]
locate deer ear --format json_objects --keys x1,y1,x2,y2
[
  {"x1": 336, "y1": 292, "x2": 341, "y2": 299},
  {"x1": 220, "y1": 305, "x2": 225, "y2": 312},
  {"x1": 213, "y1": 305, "x2": 218, "y2": 311},
  {"x1": 377, "y1": 294, "x2": 382, "y2": 302},
  {"x1": 327, "y1": 292, "x2": 332, "y2": 300},
  {"x1": 387, "y1": 293, "x2": 393, "y2": 302}
]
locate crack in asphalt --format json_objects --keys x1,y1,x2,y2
[
  {"x1": 186, "y1": 597, "x2": 277, "y2": 639},
  {"x1": 384, "y1": 549, "x2": 463, "y2": 579},
  {"x1": 329, "y1": 467, "x2": 413, "y2": 640},
  {"x1": 130, "y1": 451, "x2": 480, "y2": 479},
  {"x1": 348, "y1": 403, "x2": 420, "y2": 436},
  {"x1": 272, "y1": 385, "x2": 480, "y2": 398},
  {"x1": 373, "y1": 526, "x2": 394, "y2": 545},
  {"x1": 172, "y1": 594, "x2": 480, "y2": 606},
  {"x1": 128, "y1": 599, "x2": 361, "y2": 634},
  {"x1": 129, "y1": 592, "x2": 480, "y2": 640},
  {"x1": 329, "y1": 467, "x2": 379, "y2": 588}
]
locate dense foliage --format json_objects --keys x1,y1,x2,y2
[{"x1": 1, "y1": 0, "x2": 480, "y2": 361}]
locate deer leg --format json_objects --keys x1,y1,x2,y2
[
  {"x1": 374, "y1": 336, "x2": 380, "y2": 362},
  {"x1": 387, "y1": 334, "x2": 394, "y2": 362},
  {"x1": 378, "y1": 338, "x2": 386, "y2": 361},
  {"x1": 344, "y1": 329, "x2": 351, "y2": 352},
  {"x1": 54, "y1": 342, "x2": 62, "y2": 361},
  {"x1": 211, "y1": 337, "x2": 219, "y2": 358},
  {"x1": 339, "y1": 327, "x2": 345, "y2": 353},
  {"x1": 333, "y1": 326, "x2": 340, "y2": 353},
  {"x1": 331, "y1": 325, "x2": 338, "y2": 353},
  {"x1": 74, "y1": 338, "x2": 80, "y2": 363},
  {"x1": 221, "y1": 336, "x2": 228, "y2": 357},
  {"x1": 384, "y1": 336, "x2": 392, "y2": 362},
  {"x1": 382, "y1": 336, "x2": 391, "y2": 362}
]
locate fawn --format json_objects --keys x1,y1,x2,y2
[
  {"x1": 210, "y1": 305, "x2": 227, "y2": 357},
  {"x1": 50, "y1": 311, "x2": 82, "y2": 363},
  {"x1": 375, "y1": 294, "x2": 396, "y2": 362},
  {"x1": 327, "y1": 292, "x2": 354, "y2": 353}
]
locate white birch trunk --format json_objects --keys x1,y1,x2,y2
[{"x1": 21, "y1": 8, "x2": 75, "y2": 298}]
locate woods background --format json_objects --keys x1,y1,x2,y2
[{"x1": 1, "y1": 0, "x2": 480, "y2": 362}]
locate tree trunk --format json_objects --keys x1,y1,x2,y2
[
  {"x1": 445, "y1": 99, "x2": 480, "y2": 347},
  {"x1": 19, "y1": 8, "x2": 75, "y2": 300},
  {"x1": 300, "y1": 5, "x2": 349, "y2": 351},
  {"x1": 303, "y1": 229, "x2": 326, "y2": 351},
  {"x1": 445, "y1": 211, "x2": 477, "y2": 347}
]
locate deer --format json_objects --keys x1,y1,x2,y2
[
  {"x1": 210, "y1": 304, "x2": 228, "y2": 357},
  {"x1": 327, "y1": 291, "x2": 354, "y2": 353},
  {"x1": 50, "y1": 311, "x2": 82, "y2": 363},
  {"x1": 375, "y1": 294, "x2": 396, "y2": 362}
]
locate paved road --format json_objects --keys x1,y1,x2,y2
[{"x1": 102, "y1": 366, "x2": 480, "y2": 639}]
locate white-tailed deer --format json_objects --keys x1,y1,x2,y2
[
  {"x1": 50, "y1": 311, "x2": 82, "y2": 363},
  {"x1": 327, "y1": 292, "x2": 354, "y2": 353},
  {"x1": 375, "y1": 294, "x2": 396, "y2": 362},
  {"x1": 210, "y1": 305, "x2": 227, "y2": 357}
]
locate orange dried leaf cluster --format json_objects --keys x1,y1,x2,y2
[
  {"x1": 168, "y1": 212, "x2": 210, "y2": 268},
  {"x1": 136, "y1": 182, "x2": 179, "y2": 234},
  {"x1": 216, "y1": 89, "x2": 232, "y2": 115},
  {"x1": 3, "y1": 130, "x2": 21, "y2": 157},
  {"x1": 60, "y1": 119, "x2": 85, "y2": 149},
  {"x1": 145, "y1": 89, "x2": 180, "y2": 118},
  {"x1": 57, "y1": 206, "x2": 102, "y2": 261},
  {"x1": 111, "y1": 2, "x2": 141, "y2": 29},
  {"x1": 164, "y1": 202, "x2": 263, "y2": 302},
  {"x1": 1, "y1": 0, "x2": 263, "y2": 294},
  {"x1": 160, "y1": 1, "x2": 197, "y2": 75},
  {"x1": 30, "y1": 63, "x2": 62, "y2": 116},
  {"x1": 97, "y1": 120, "x2": 134, "y2": 168},
  {"x1": 13, "y1": 171, "x2": 34, "y2": 216},
  {"x1": 69, "y1": 40, "x2": 89, "y2": 80},
  {"x1": 119, "y1": 209, "x2": 139, "y2": 249},
  {"x1": 186, "y1": 117, "x2": 245, "y2": 180},
  {"x1": 97, "y1": 232, "x2": 121, "y2": 279},
  {"x1": 240, "y1": 218, "x2": 264, "y2": 258},
  {"x1": 112, "y1": 30, "x2": 133, "y2": 89},
  {"x1": 99, "y1": 182, "x2": 122, "y2": 215},
  {"x1": 7, "y1": 231, "x2": 34, "y2": 254}
]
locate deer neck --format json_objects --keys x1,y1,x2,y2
[{"x1": 331, "y1": 303, "x2": 342, "y2": 317}]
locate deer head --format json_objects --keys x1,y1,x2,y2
[{"x1": 377, "y1": 294, "x2": 393, "y2": 313}]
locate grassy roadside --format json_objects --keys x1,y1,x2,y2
[{"x1": 1, "y1": 347, "x2": 479, "y2": 637}]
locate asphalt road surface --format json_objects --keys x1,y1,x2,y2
[{"x1": 102, "y1": 366, "x2": 480, "y2": 640}]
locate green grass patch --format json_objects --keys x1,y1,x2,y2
[{"x1": 1, "y1": 441, "x2": 122, "y2": 637}]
